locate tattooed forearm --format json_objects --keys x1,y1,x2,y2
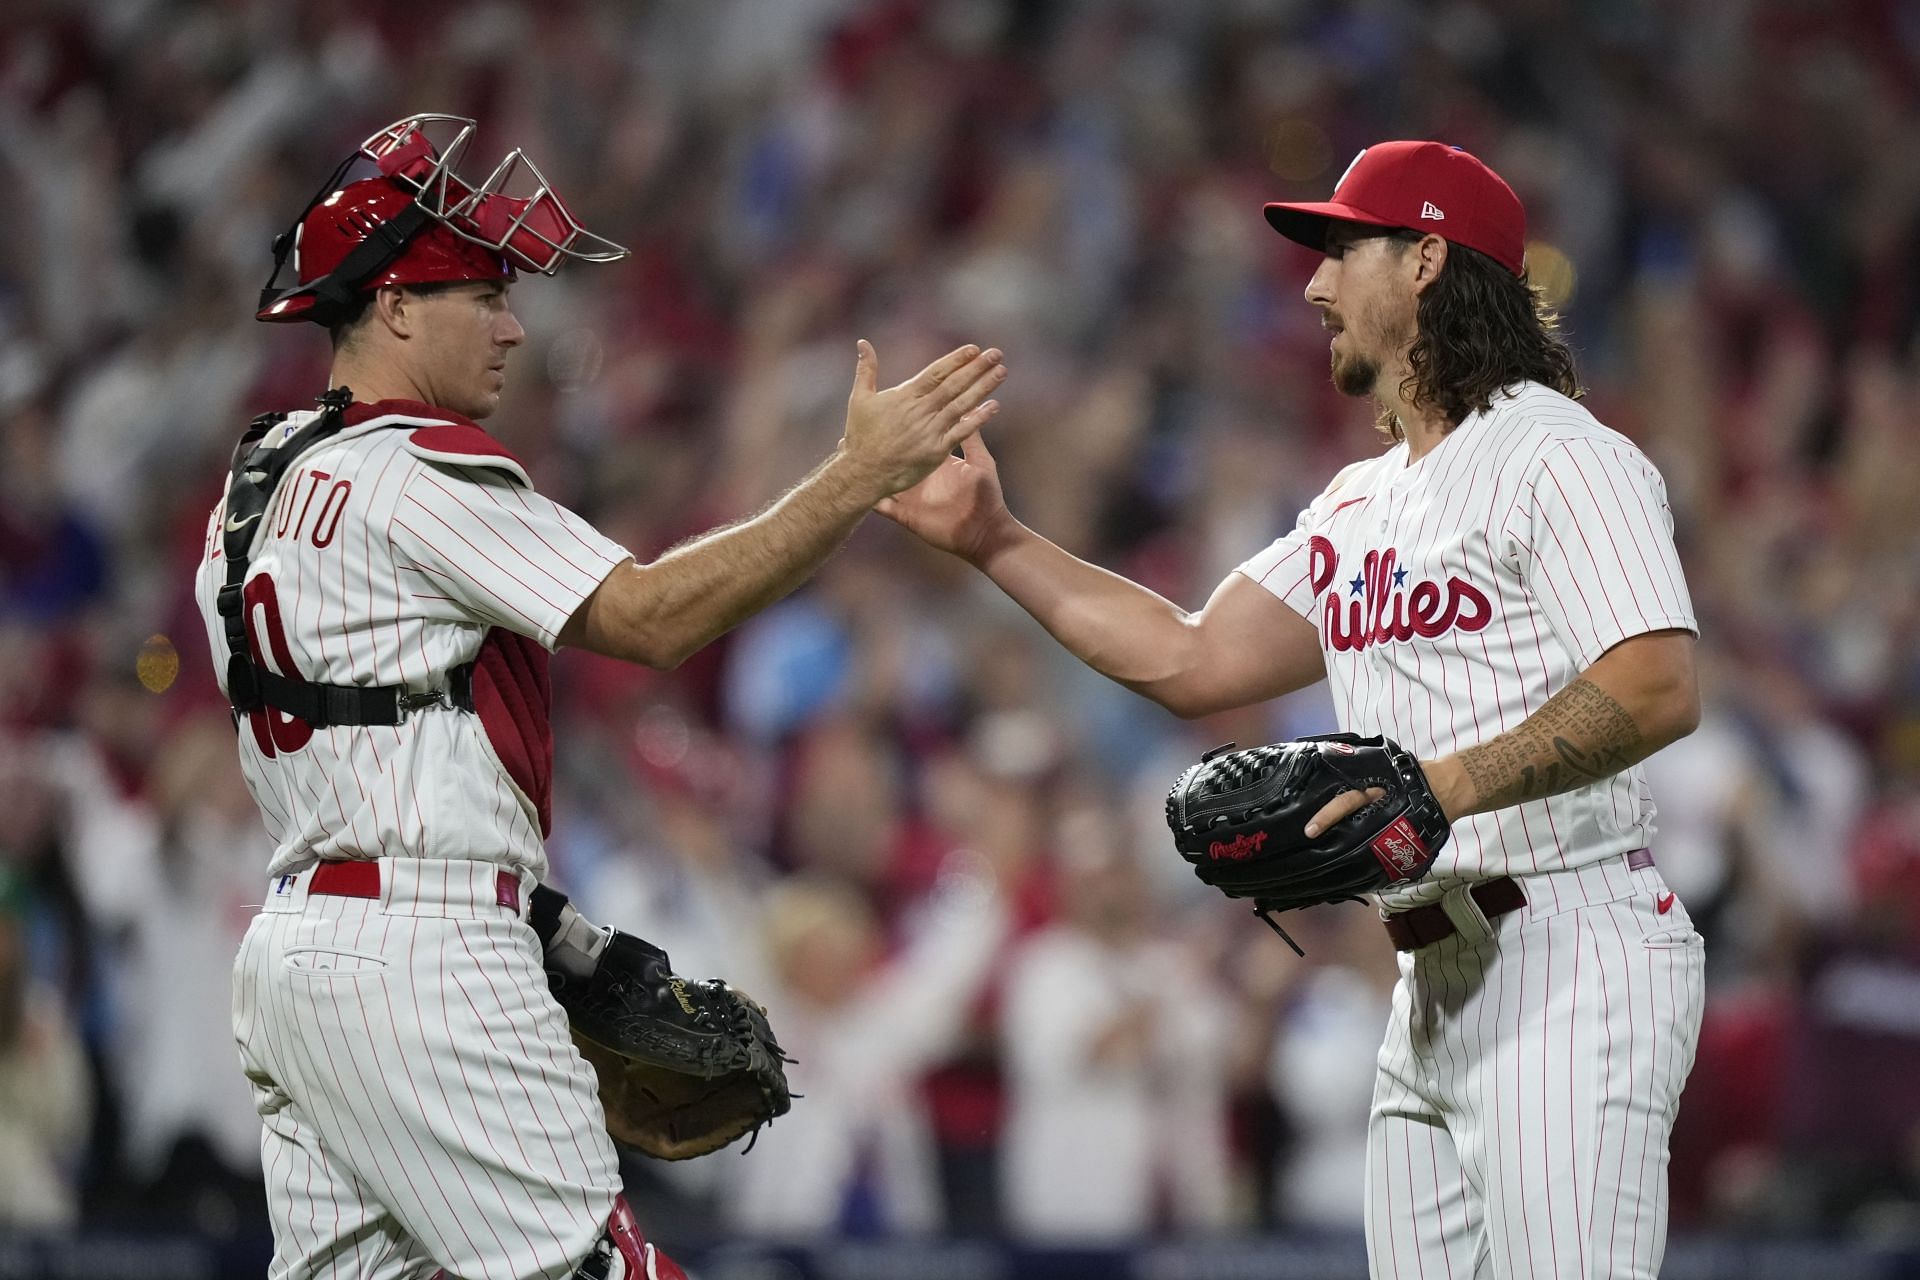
[{"x1": 1456, "y1": 677, "x2": 1645, "y2": 812}]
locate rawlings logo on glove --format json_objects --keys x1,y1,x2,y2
[
  {"x1": 1209, "y1": 832, "x2": 1269, "y2": 861},
  {"x1": 1165, "y1": 733, "x2": 1451, "y2": 951},
  {"x1": 1371, "y1": 816, "x2": 1433, "y2": 878}
]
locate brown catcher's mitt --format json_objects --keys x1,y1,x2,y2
[
  {"x1": 551, "y1": 932, "x2": 793, "y2": 1161},
  {"x1": 573, "y1": 1016, "x2": 787, "y2": 1161}
]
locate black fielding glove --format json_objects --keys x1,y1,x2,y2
[{"x1": 1165, "y1": 733, "x2": 1450, "y2": 948}]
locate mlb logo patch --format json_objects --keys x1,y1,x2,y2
[{"x1": 273, "y1": 873, "x2": 296, "y2": 896}]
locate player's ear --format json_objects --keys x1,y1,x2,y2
[
  {"x1": 1410, "y1": 235, "x2": 1448, "y2": 296},
  {"x1": 371, "y1": 285, "x2": 414, "y2": 340}
]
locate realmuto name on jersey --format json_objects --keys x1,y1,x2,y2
[{"x1": 1308, "y1": 536, "x2": 1492, "y2": 652}]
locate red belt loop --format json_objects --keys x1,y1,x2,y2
[{"x1": 495, "y1": 871, "x2": 521, "y2": 913}]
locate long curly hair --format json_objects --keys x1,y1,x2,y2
[{"x1": 1381, "y1": 240, "x2": 1581, "y2": 440}]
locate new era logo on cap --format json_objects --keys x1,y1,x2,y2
[{"x1": 1263, "y1": 140, "x2": 1526, "y2": 276}]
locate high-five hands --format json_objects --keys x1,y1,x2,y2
[
  {"x1": 873, "y1": 418, "x2": 1015, "y2": 566},
  {"x1": 841, "y1": 341, "x2": 1005, "y2": 499}
]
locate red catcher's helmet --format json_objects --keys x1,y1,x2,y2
[{"x1": 257, "y1": 114, "x2": 628, "y2": 325}]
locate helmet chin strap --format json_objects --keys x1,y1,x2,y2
[
  {"x1": 259, "y1": 199, "x2": 434, "y2": 325},
  {"x1": 301, "y1": 203, "x2": 433, "y2": 322}
]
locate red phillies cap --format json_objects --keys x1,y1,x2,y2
[{"x1": 1264, "y1": 140, "x2": 1526, "y2": 276}]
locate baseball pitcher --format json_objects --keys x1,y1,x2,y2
[{"x1": 883, "y1": 140, "x2": 1704, "y2": 1279}]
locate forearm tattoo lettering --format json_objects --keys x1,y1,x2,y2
[{"x1": 1456, "y1": 677, "x2": 1644, "y2": 811}]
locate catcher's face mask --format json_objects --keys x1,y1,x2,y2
[{"x1": 257, "y1": 113, "x2": 629, "y2": 325}]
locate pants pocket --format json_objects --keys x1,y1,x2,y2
[{"x1": 283, "y1": 946, "x2": 388, "y2": 974}]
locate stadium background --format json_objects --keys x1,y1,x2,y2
[{"x1": 3, "y1": 0, "x2": 1920, "y2": 1276}]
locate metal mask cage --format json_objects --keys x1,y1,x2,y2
[
  {"x1": 257, "y1": 113, "x2": 631, "y2": 323},
  {"x1": 362, "y1": 113, "x2": 629, "y2": 274}
]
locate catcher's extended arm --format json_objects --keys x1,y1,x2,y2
[{"x1": 1164, "y1": 733, "x2": 1451, "y2": 951}]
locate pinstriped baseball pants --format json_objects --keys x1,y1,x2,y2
[
  {"x1": 1365, "y1": 856, "x2": 1706, "y2": 1280},
  {"x1": 232, "y1": 861, "x2": 622, "y2": 1280}
]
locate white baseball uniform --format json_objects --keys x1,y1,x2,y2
[
  {"x1": 1238, "y1": 381, "x2": 1706, "y2": 1279},
  {"x1": 194, "y1": 399, "x2": 632, "y2": 1280}
]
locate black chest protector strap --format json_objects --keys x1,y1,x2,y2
[{"x1": 218, "y1": 387, "x2": 475, "y2": 728}]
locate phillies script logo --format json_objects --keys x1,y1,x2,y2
[
  {"x1": 1209, "y1": 831, "x2": 1268, "y2": 861},
  {"x1": 1309, "y1": 537, "x2": 1492, "y2": 652}
]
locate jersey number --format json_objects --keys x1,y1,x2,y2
[{"x1": 241, "y1": 574, "x2": 314, "y2": 757}]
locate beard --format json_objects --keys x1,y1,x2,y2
[
  {"x1": 1328, "y1": 299, "x2": 1415, "y2": 400},
  {"x1": 1330, "y1": 345, "x2": 1380, "y2": 398}
]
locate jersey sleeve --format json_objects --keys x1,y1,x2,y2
[
  {"x1": 1233, "y1": 460, "x2": 1372, "y2": 620},
  {"x1": 1502, "y1": 437, "x2": 1697, "y2": 668},
  {"x1": 387, "y1": 461, "x2": 631, "y2": 650}
]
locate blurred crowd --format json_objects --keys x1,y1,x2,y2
[{"x1": 3, "y1": 0, "x2": 1920, "y2": 1248}]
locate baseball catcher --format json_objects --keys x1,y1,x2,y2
[
  {"x1": 1165, "y1": 733, "x2": 1451, "y2": 951},
  {"x1": 214, "y1": 107, "x2": 1002, "y2": 1280},
  {"x1": 535, "y1": 887, "x2": 793, "y2": 1160}
]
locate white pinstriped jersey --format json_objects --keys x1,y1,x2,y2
[
  {"x1": 1238, "y1": 382, "x2": 1696, "y2": 906},
  {"x1": 192, "y1": 399, "x2": 629, "y2": 880}
]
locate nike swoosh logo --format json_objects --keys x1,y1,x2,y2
[
  {"x1": 225, "y1": 513, "x2": 260, "y2": 534},
  {"x1": 1656, "y1": 892, "x2": 1675, "y2": 915},
  {"x1": 1329, "y1": 497, "x2": 1370, "y2": 517}
]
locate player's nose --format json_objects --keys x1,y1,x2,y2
[
  {"x1": 1305, "y1": 257, "x2": 1337, "y2": 308},
  {"x1": 497, "y1": 308, "x2": 526, "y2": 348}
]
